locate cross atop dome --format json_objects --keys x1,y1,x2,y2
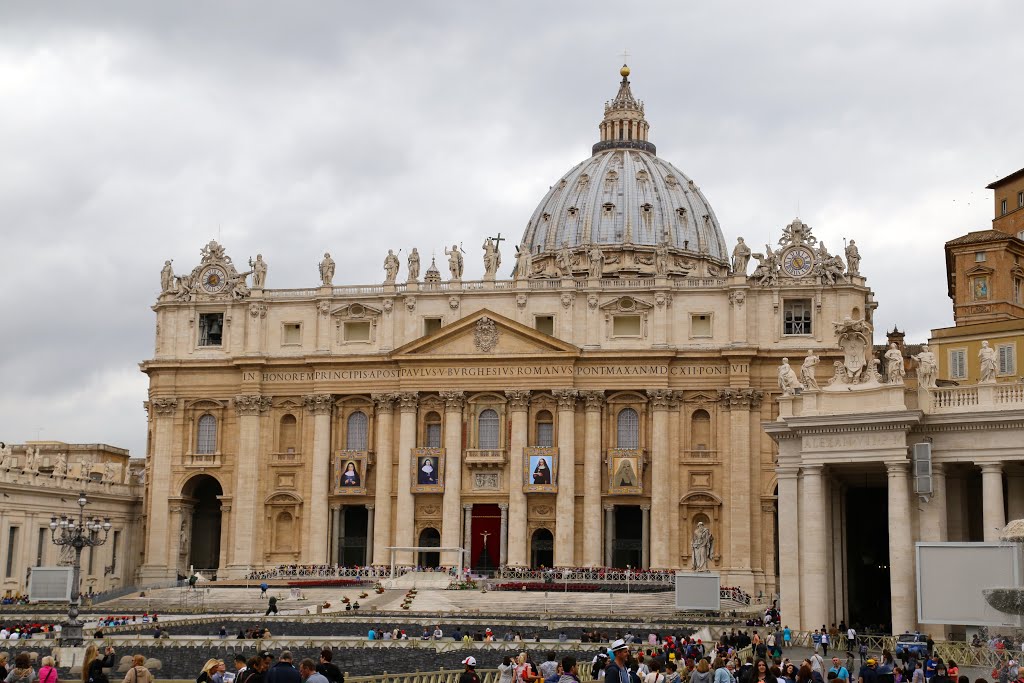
[{"x1": 594, "y1": 62, "x2": 655, "y2": 155}]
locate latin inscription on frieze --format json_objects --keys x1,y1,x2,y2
[
  {"x1": 803, "y1": 432, "x2": 904, "y2": 451},
  {"x1": 243, "y1": 362, "x2": 739, "y2": 383}
]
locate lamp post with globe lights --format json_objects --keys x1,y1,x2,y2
[{"x1": 49, "y1": 491, "x2": 111, "y2": 644}]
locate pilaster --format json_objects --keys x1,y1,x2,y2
[
  {"x1": 304, "y1": 393, "x2": 333, "y2": 564},
  {"x1": 553, "y1": 388, "x2": 577, "y2": 566},
  {"x1": 230, "y1": 393, "x2": 271, "y2": 575},
  {"x1": 140, "y1": 397, "x2": 178, "y2": 582},
  {"x1": 980, "y1": 462, "x2": 1006, "y2": 542},
  {"x1": 799, "y1": 464, "x2": 827, "y2": 630},
  {"x1": 394, "y1": 392, "x2": 419, "y2": 565},
  {"x1": 580, "y1": 390, "x2": 604, "y2": 567},
  {"x1": 505, "y1": 390, "x2": 530, "y2": 567},
  {"x1": 440, "y1": 390, "x2": 465, "y2": 566},
  {"x1": 371, "y1": 393, "x2": 397, "y2": 565},
  {"x1": 887, "y1": 462, "x2": 917, "y2": 633},
  {"x1": 647, "y1": 389, "x2": 671, "y2": 569}
]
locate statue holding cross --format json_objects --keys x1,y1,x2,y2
[{"x1": 482, "y1": 233, "x2": 503, "y2": 281}]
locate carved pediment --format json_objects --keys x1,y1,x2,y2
[
  {"x1": 331, "y1": 303, "x2": 382, "y2": 320},
  {"x1": 391, "y1": 309, "x2": 580, "y2": 357},
  {"x1": 680, "y1": 491, "x2": 723, "y2": 506},
  {"x1": 964, "y1": 264, "x2": 995, "y2": 277},
  {"x1": 598, "y1": 295, "x2": 654, "y2": 313}
]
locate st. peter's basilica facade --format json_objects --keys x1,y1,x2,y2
[{"x1": 139, "y1": 66, "x2": 873, "y2": 599}]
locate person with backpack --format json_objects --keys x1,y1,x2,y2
[
  {"x1": 4, "y1": 654, "x2": 33, "y2": 683},
  {"x1": 122, "y1": 655, "x2": 154, "y2": 683}
]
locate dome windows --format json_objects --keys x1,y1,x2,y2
[
  {"x1": 665, "y1": 174, "x2": 678, "y2": 187},
  {"x1": 676, "y1": 207, "x2": 688, "y2": 219},
  {"x1": 605, "y1": 170, "x2": 619, "y2": 185},
  {"x1": 567, "y1": 206, "x2": 578, "y2": 217},
  {"x1": 641, "y1": 203, "x2": 653, "y2": 214},
  {"x1": 636, "y1": 169, "x2": 650, "y2": 182},
  {"x1": 602, "y1": 202, "x2": 615, "y2": 216}
]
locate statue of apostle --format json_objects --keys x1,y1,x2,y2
[
  {"x1": 885, "y1": 343, "x2": 906, "y2": 384},
  {"x1": 407, "y1": 248, "x2": 421, "y2": 282},
  {"x1": 979, "y1": 340, "x2": 998, "y2": 384},
  {"x1": 778, "y1": 358, "x2": 804, "y2": 396},
  {"x1": 160, "y1": 260, "x2": 175, "y2": 293},
  {"x1": 249, "y1": 254, "x2": 268, "y2": 289},
  {"x1": 482, "y1": 238, "x2": 501, "y2": 280},
  {"x1": 444, "y1": 244, "x2": 464, "y2": 280},
  {"x1": 912, "y1": 345, "x2": 938, "y2": 389},
  {"x1": 732, "y1": 238, "x2": 751, "y2": 275},
  {"x1": 691, "y1": 521, "x2": 714, "y2": 572},
  {"x1": 845, "y1": 240, "x2": 861, "y2": 276},
  {"x1": 800, "y1": 351, "x2": 820, "y2": 390},
  {"x1": 319, "y1": 252, "x2": 336, "y2": 286},
  {"x1": 383, "y1": 249, "x2": 401, "y2": 284}
]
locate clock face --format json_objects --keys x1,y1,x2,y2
[
  {"x1": 201, "y1": 266, "x2": 228, "y2": 293},
  {"x1": 783, "y1": 247, "x2": 814, "y2": 278}
]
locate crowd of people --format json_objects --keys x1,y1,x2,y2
[{"x1": 0, "y1": 622, "x2": 60, "y2": 639}]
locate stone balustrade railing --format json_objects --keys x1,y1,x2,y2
[
  {"x1": 494, "y1": 568, "x2": 676, "y2": 584},
  {"x1": 0, "y1": 467, "x2": 138, "y2": 492},
  {"x1": 924, "y1": 382, "x2": 1024, "y2": 414},
  {"x1": 347, "y1": 667, "x2": 595, "y2": 683}
]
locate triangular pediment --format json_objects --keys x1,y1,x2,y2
[
  {"x1": 391, "y1": 309, "x2": 580, "y2": 358},
  {"x1": 965, "y1": 264, "x2": 995, "y2": 277}
]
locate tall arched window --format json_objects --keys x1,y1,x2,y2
[
  {"x1": 535, "y1": 410, "x2": 554, "y2": 448},
  {"x1": 691, "y1": 409, "x2": 711, "y2": 451},
  {"x1": 478, "y1": 409, "x2": 500, "y2": 449},
  {"x1": 424, "y1": 412, "x2": 442, "y2": 448},
  {"x1": 346, "y1": 411, "x2": 369, "y2": 450},
  {"x1": 196, "y1": 414, "x2": 217, "y2": 454},
  {"x1": 616, "y1": 408, "x2": 639, "y2": 449},
  {"x1": 279, "y1": 414, "x2": 297, "y2": 453}
]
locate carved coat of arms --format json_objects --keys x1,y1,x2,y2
[{"x1": 473, "y1": 317, "x2": 500, "y2": 353}]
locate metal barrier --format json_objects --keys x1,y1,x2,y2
[{"x1": 345, "y1": 666, "x2": 595, "y2": 683}]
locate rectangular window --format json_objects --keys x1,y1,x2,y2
[
  {"x1": 534, "y1": 315, "x2": 554, "y2": 336},
  {"x1": 690, "y1": 313, "x2": 712, "y2": 338},
  {"x1": 343, "y1": 321, "x2": 371, "y2": 342},
  {"x1": 36, "y1": 528, "x2": 45, "y2": 567},
  {"x1": 536, "y1": 422, "x2": 554, "y2": 448},
  {"x1": 425, "y1": 423, "x2": 442, "y2": 448},
  {"x1": 198, "y1": 313, "x2": 224, "y2": 347},
  {"x1": 1002, "y1": 199, "x2": 1008, "y2": 215},
  {"x1": 783, "y1": 300, "x2": 812, "y2": 335},
  {"x1": 1019, "y1": 191, "x2": 1024, "y2": 208},
  {"x1": 976, "y1": 251, "x2": 987, "y2": 262},
  {"x1": 111, "y1": 530, "x2": 120, "y2": 573},
  {"x1": 5, "y1": 527, "x2": 18, "y2": 578},
  {"x1": 1015, "y1": 278, "x2": 1022, "y2": 305},
  {"x1": 998, "y1": 344, "x2": 1016, "y2": 376},
  {"x1": 950, "y1": 349, "x2": 967, "y2": 379},
  {"x1": 612, "y1": 314, "x2": 642, "y2": 337},
  {"x1": 282, "y1": 323, "x2": 302, "y2": 345},
  {"x1": 423, "y1": 318, "x2": 442, "y2": 336}
]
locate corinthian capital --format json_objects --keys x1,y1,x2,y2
[
  {"x1": 372, "y1": 393, "x2": 398, "y2": 414},
  {"x1": 716, "y1": 388, "x2": 764, "y2": 410},
  {"x1": 579, "y1": 390, "x2": 605, "y2": 412},
  {"x1": 646, "y1": 388, "x2": 673, "y2": 409},
  {"x1": 149, "y1": 397, "x2": 178, "y2": 417},
  {"x1": 553, "y1": 388, "x2": 578, "y2": 410},
  {"x1": 439, "y1": 390, "x2": 465, "y2": 411},
  {"x1": 397, "y1": 392, "x2": 419, "y2": 413},
  {"x1": 303, "y1": 393, "x2": 334, "y2": 416},
  {"x1": 235, "y1": 394, "x2": 272, "y2": 416},
  {"x1": 504, "y1": 389, "x2": 531, "y2": 411}
]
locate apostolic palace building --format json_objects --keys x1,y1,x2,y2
[{"x1": 138, "y1": 65, "x2": 877, "y2": 601}]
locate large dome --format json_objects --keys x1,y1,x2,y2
[
  {"x1": 516, "y1": 66, "x2": 729, "y2": 278},
  {"x1": 521, "y1": 149, "x2": 728, "y2": 259}
]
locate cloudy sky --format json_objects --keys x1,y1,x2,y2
[{"x1": 1, "y1": 2, "x2": 1021, "y2": 456}]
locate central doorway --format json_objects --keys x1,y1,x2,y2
[
  {"x1": 845, "y1": 486, "x2": 890, "y2": 629},
  {"x1": 417, "y1": 527, "x2": 441, "y2": 568},
  {"x1": 469, "y1": 504, "x2": 501, "y2": 570},
  {"x1": 530, "y1": 528, "x2": 554, "y2": 568},
  {"x1": 612, "y1": 506, "x2": 642, "y2": 568},
  {"x1": 339, "y1": 506, "x2": 368, "y2": 566}
]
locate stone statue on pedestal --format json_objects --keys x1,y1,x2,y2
[
  {"x1": 778, "y1": 358, "x2": 804, "y2": 396},
  {"x1": 800, "y1": 351, "x2": 820, "y2": 389},
  {"x1": 482, "y1": 238, "x2": 501, "y2": 280},
  {"x1": 912, "y1": 344, "x2": 938, "y2": 389},
  {"x1": 407, "y1": 248, "x2": 420, "y2": 282},
  {"x1": 0, "y1": 443, "x2": 11, "y2": 469},
  {"x1": 845, "y1": 240, "x2": 861, "y2": 276},
  {"x1": 103, "y1": 461, "x2": 120, "y2": 483},
  {"x1": 691, "y1": 521, "x2": 714, "y2": 572},
  {"x1": 587, "y1": 245, "x2": 604, "y2": 279},
  {"x1": 383, "y1": 249, "x2": 400, "y2": 284},
  {"x1": 885, "y1": 343, "x2": 905, "y2": 384},
  {"x1": 53, "y1": 452, "x2": 68, "y2": 478},
  {"x1": 24, "y1": 446, "x2": 39, "y2": 473},
  {"x1": 79, "y1": 456, "x2": 95, "y2": 480},
  {"x1": 732, "y1": 237, "x2": 751, "y2": 275},
  {"x1": 444, "y1": 244, "x2": 464, "y2": 280},
  {"x1": 249, "y1": 255, "x2": 268, "y2": 289},
  {"x1": 319, "y1": 253, "x2": 335, "y2": 286},
  {"x1": 160, "y1": 260, "x2": 175, "y2": 293},
  {"x1": 979, "y1": 341, "x2": 998, "y2": 384}
]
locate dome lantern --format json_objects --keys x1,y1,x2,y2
[{"x1": 593, "y1": 64, "x2": 655, "y2": 155}]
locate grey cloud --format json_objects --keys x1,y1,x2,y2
[{"x1": 1, "y1": 1, "x2": 1022, "y2": 456}]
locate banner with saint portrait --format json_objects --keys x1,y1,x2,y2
[
  {"x1": 523, "y1": 446, "x2": 557, "y2": 494},
  {"x1": 333, "y1": 451, "x2": 367, "y2": 495},
  {"x1": 411, "y1": 448, "x2": 444, "y2": 493},
  {"x1": 607, "y1": 448, "x2": 643, "y2": 495}
]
